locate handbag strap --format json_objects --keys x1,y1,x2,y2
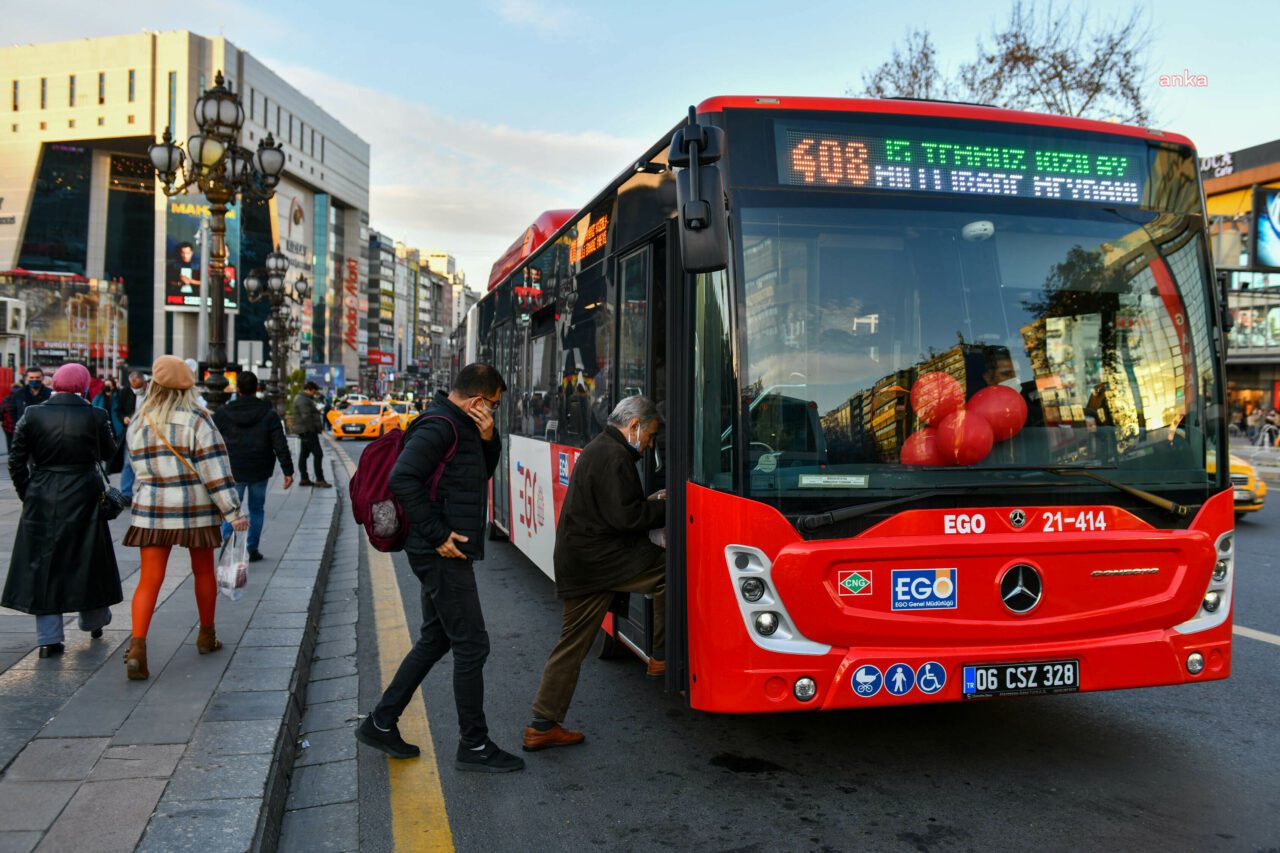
[{"x1": 145, "y1": 413, "x2": 202, "y2": 480}]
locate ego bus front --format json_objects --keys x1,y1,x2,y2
[{"x1": 460, "y1": 95, "x2": 1232, "y2": 713}]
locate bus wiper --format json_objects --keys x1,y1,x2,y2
[
  {"x1": 977, "y1": 465, "x2": 1191, "y2": 517},
  {"x1": 795, "y1": 482, "x2": 1061, "y2": 532}
]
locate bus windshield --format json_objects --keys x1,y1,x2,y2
[{"x1": 736, "y1": 200, "x2": 1222, "y2": 514}]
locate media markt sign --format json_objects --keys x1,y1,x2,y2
[{"x1": 838, "y1": 570, "x2": 872, "y2": 597}]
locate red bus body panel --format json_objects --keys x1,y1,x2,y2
[{"x1": 685, "y1": 484, "x2": 1233, "y2": 712}]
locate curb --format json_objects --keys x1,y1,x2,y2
[{"x1": 255, "y1": 441, "x2": 344, "y2": 852}]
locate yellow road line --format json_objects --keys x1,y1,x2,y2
[
  {"x1": 1234, "y1": 624, "x2": 1280, "y2": 647},
  {"x1": 334, "y1": 443, "x2": 455, "y2": 852}
]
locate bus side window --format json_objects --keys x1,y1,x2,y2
[{"x1": 560, "y1": 262, "x2": 614, "y2": 447}]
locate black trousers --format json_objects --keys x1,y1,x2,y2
[
  {"x1": 297, "y1": 432, "x2": 323, "y2": 481},
  {"x1": 373, "y1": 553, "x2": 490, "y2": 747}
]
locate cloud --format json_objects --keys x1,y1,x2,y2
[
  {"x1": 495, "y1": 0, "x2": 575, "y2": 36},
  {"x1": 269, "y1": 60, "x2": 646, "y2": 284}
]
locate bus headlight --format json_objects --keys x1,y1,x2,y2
[
  {"x1": 794, "y1": 677, "x2": 817, "y2": 701},
  {"x1": 754, "y1": 612, "x2": 780, "y2": 636},
  {"x1": 1186, "y1": 652, "x2": 1205, "y2": 675},
  {"x1": 1202, "y1": 591, "x2": 1221, "y2": 613},
  {"x1": 740, "y1": 578, "x2": 766, "y2": 602},
  {"x1": 1213, "y1": 560, "x2": 1228, "y2": 582}
]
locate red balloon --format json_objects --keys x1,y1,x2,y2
[
  {"x1": 900, "y1": 427, "x2": 947, "y2": 466},
  {"x1": 936, "y1": 410, "x2": 994, "y2": 466},
  {"x1": 910, "y1": 372, "x2": 964, "y2": 425},
  {"x1": 967, "y1": 385, "x2": 1028, "y2": 442}
]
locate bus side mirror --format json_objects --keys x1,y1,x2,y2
[{"x1": 669, "y1": 108, "x2": 729, "y2": 274}]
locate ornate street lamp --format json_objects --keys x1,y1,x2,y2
[
  {"x1": 147, "y1": 71, "x2": 286, "y2": 409},
  {"x1": 246, "y1": 253, "x2": 309, "y2": 416}
]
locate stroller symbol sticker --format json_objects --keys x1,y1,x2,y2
[{"x1": 851, "y1": 664, "x2": 883, "y2": 698}]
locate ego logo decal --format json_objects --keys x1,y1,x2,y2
[{"x1": 891, "y1": 569, "x2": 958, "y2": 611}]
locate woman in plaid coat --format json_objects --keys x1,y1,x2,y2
[{"x1": 122, "y1": 355, "x2": 248, "y2": 680}]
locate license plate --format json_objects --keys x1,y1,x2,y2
[
  {"x1": 343, "y1": 425, "x2": 363, "y2": 433},
  {"x1": 962, "y1": 659, "x2": 1079, "y2": 699}
]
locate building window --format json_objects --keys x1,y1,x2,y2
[
  {"x1": 198, "y1": 73, "x2": 205, "y2": 93},
  {"x1": 97, "y1": 116, "x2": 104, "y2": 126},
  {"x1": 288, "y1": 114, "x2": 293, "y2": 145},
  {"x1": 167, "y1": 71, "x2": 176, "y2": 131},
  {"x1": 10, "y1": 123, "x2": 16, "y2": 132},
  {"x1": 310, "y1": 128, "x2": 315, "y2": 156},
  {"x1": 68, "y1": 118, "x2": 75, "y2": 128},
  {"x1": 68, "y1": 74, "x2": 75, "y2": 107},
  {"x1": 128, "y1": 69, "x2": 135, "y2": 102},
  {"x1": 249, "y1": 87, "x2": 254, "y2": 121},
  {"x1": 39, "y1": 121, "x2": 46, "y2": 130},
  {"x1": 98, "y1": 72, "x2": 105, "y2": 105},
  {"x1": 11, "y1": 80, "x2": 17, "y2": 112},
  {"x1": 40, "y1": 77, "x2": 46, "y2": 109},
  {"x1": 127, "y1": 115, "x2": 135, "y2": 124},
  {"x1": 321, "y1": 137, "x2": 325, "y2": 164},
  {"x1": 276, "y1": 104, "x2": 281, "y2": 136}
]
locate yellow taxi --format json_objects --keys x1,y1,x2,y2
[
  {"x1": 1228, "y1": 454, "x2": 1266, "y2": 518},
  {"x1": 326, "y1": 394, "x2": 371, "y2": 431},
  {"x1": 332, "y1": 402, "x2": 399, "y2": 440},
  {"x1": 388, "y1": 401, "x2": 420, "y2": 431}
]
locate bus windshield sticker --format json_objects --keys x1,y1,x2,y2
[
  {"x1": 774, "y1": 120, "x2": 1146, "y2": 206},
  {"x1": 798, "y1": 474, "x2": 869, "y2": 488}
]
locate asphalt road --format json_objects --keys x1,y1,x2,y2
[{"x1": 339, "y1": 439, "x2": 1280, "y2": 853}]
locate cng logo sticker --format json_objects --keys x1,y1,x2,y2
[
  {"x1": 891, "y1": 569, "x2": 958, "y2": 610},
  {"x1": 837, "y1": 570, "x2": 872, "y2": 596}
]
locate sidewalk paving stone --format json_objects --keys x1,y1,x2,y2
[
  {"x1": 312, "y1": 636, "x2": 357, "y2": 660},
  {"x1": 305, "y1": 673, "x2": 357, "y2": 704},
  {"x1": 284, "y1": 759, "x2": 356, "y2": 810},
  {"x1": 292, "y1": 726, "x2": 356, "y2": 767},
  {"x1": 241, "y1": 627, "x2": 307, "y2": 646},
  {"x1": 137, "y1": 798, "x2": 261, "y2": 853},
  {"x1": 188, "y1": 719, "x2": 281, "y2": 756},
  {"x1": 298, "y1": 698, "x2": 358, "y2": 735},
  {"x1": 34, "y1": 778, "x2": 166, "y2": 853},
  {"x1": 308, "y1": 655, "x2": 356, "y2": 681},
  {"x1": 0, "y1": 781, "x2": 78, "y2": 832},
  {"x1": 87, "y1": 744, "x2": 186, "y2": 781},
  {"x1": 164, "y1": 751, "x2": 272, "y2": 802},
  {"x1": 4, "y1": 737, "x2": 109, "y2": 781},
  {"x1": 0, "y1": 831, "x2": 41, "y2": 853},
  {"x1": 219, "y1": 665, "x2": 294, "y2": 692},
  {"x1": 278, "y1": 802, "x2": 358, "y2": 853},
  {"x1": 203, "y1": 689, "x2": 291, "y2": 722}
]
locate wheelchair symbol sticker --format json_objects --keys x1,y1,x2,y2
[
  {"x1": 915, "y1": 661, "x2": 946, "y2": 695},
  {"x1": 851, "y1": 664, "x2": 883, "y2": 697}
]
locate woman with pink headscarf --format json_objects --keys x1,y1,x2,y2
[{"x1": 2, "y1": 363, "x2": 123, "y2": 657}]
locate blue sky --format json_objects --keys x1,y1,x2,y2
[{"x1": 5, "y1": 0, "x2": 1268, "y2": 281}]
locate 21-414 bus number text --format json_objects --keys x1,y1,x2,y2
[{"x1": 1041, "y1": 510, "x2": 1108, "y2": 532}]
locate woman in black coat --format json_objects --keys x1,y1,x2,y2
[{"x1": 2, "y1": 363, "x2": 122, "y2": 657}]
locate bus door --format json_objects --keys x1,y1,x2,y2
[
  {"x1": 611, "y1": 238, "x2": 668, "y2": 660},
  {"x1": 490, "y1": 321, "x2": 514, "y2": 535}
]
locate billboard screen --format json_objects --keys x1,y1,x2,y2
[
  {"x1": 1253, "y1": 186, "x2": 1280, "y2": 272},
  {"x1": 164, "y1": 195, "x2": 240, "y2": 310}
]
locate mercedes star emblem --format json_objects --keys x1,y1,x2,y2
[
  {"x1": 1000, "y1": 564, "x2": 1042, "y2": 614},
  {"x1": 1009, "y1": 509, "x2": 1027, "y2": 528}
]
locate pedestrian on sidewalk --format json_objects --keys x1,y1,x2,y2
[
  {"x1": 522, "y1": 395, "x2": 667, "y2": 753},
  {"x1": 2, "y1": 363, "x2": 122, "y2": 658},
  {"x1": 212, "y1": 371, "x2": 294, "y2": 563},
  {"x1": 3, "y1": 368, "x2": 52, "y2": 454},
  {"x1": 355, "y1": 363, "x2": 525, "y2": 773},
  {"x1": 92, "y1": 377, "x2": 126, "y2": 474},
  {"x1": 117, "y1": 371, "x2": 148, "y2": 503},
  {"x1": 292, "y1": 381, "x2": 331, "y2": 488},
  {"x1": 121, "y1": 356, "x2": 248, "y2": 681}
]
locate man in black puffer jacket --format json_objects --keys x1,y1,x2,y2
[
  {"x1": 356, "y1": 363, "x2": 525, "y2": 774},
  {"x1": 212, "y1": 372, "x2": 294, "y2": 561}
]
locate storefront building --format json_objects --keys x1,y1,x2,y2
[
  {"x1": 1202, "y1": 138, "x2": 1280, "y2": 428},
  {"x1": 0, "y1": 31, "x2": 370, "y2": 381}
]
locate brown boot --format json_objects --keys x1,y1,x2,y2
[
  {"x1": 125, "y1": 637, "x2": 149, "y2": 680},
  {"x1": 196, "y1": 626, "x2": 223, "y2": 654}
]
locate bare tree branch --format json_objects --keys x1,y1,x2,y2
[{"x1": 857, "y1": 2, "x2": 1153, "y2": 124}]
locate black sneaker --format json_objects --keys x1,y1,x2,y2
[
  {"x1": 248, "y1": 550, "x2": 264, "y2": 563},
  {"x1": 299, "y1": 480, "x2": 315, "y2": 487},
  {"x1": 455, "y1": 740, "x2": 525, "y2": 773},
  {"x1": 354, "y1": 716, "x2": 420, "y2": 759}
]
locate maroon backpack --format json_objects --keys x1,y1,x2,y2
[{"x1": 348, "y1": 415, "x2": 458, "y2": 552}]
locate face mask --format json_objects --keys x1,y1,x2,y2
[
  {"x1": 27, "y1": 380, "x2": 42, "y2": 391},
  {"x1": 627, "y1": 427, "x2": 642, "y2": 452},
  {"x1": 1000, "y1": 378, "x2": 1021, "y2": 390}
]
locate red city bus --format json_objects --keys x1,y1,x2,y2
[{"x1": 459, "y1": 95, "x2": 1232, "y2": 711}]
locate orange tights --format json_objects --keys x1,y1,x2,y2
[{"x1": 131, "y1": 546, "x2": 217, "y2": 638}]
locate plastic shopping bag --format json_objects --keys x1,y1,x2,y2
[{"x1": 216, "y1": 530, "x2": 249, "y2": 601}]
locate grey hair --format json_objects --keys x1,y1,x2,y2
[
  {"x1": 607, "y1": 395, "x2": 663, "y2": 429},
  {"x1": 128, "y1": 371, "x2": 144, "y2": 380}
]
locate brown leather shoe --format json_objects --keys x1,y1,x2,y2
[
  {"x1": 196, "y1": 626, "x2": 223, "y2": 654},
  {"x1": 522, "y1": 724, "x2": 585, "y2": 752},
  {"x1": 646, "y1": 658, "x2": 666, "y2": 678},
  {"x1": 125, "y1": 637, "x2": 149, "y2": 680}
]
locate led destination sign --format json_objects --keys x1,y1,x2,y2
[{"x1": 774, "y1": 121, "x2": 1146, "y2": 206}]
